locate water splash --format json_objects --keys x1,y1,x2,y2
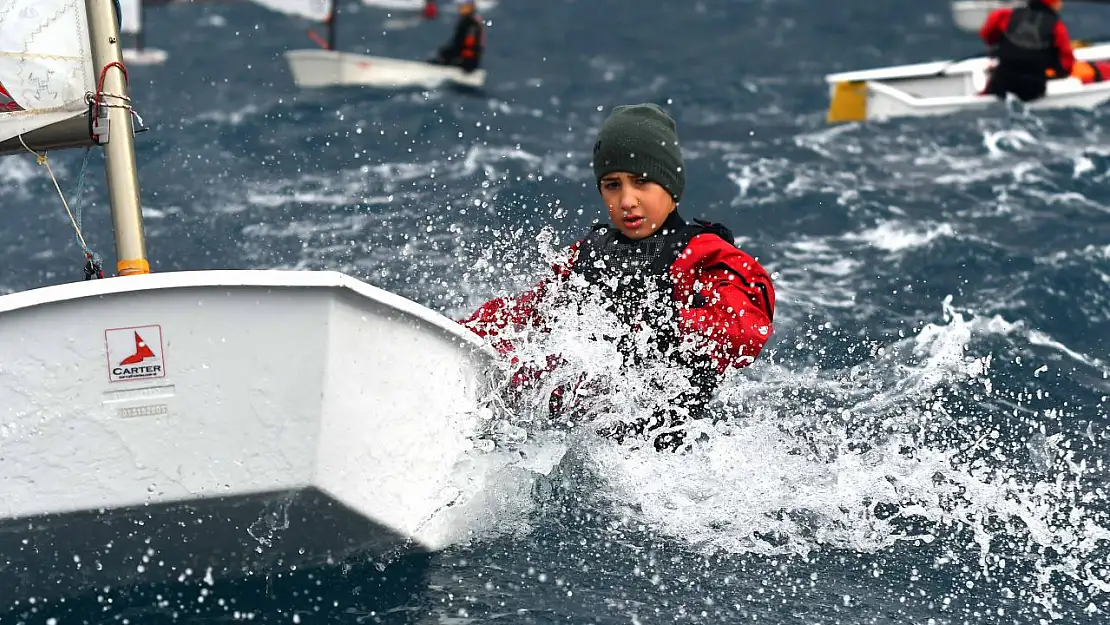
[{"x1": 465, "y1": 283, "x2": 1110, "y2": 620}]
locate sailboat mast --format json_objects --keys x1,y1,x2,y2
[
  {"x1": 85, "y1": 0, "x2": 150, "y2": 276},
  {"x1": 327, "y1": 0, "x2": 337, "y2": 51}
]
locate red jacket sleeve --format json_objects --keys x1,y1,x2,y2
[
  {"x1": 980, "y1": 8, "x2": 1011, "y2": 46},
  {"x1": 1054, "y1": 20, "x2": 1075, "y2": 75},
  {"x1": 671, "y1": 234, "x2": 775, "y2": 374},
  {"x1": 459, "y1": 242, "x2": 579, "y2": 355}
]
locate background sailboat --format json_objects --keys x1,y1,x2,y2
[
  {"x1": 0, "y1": 0, "x2": 497, "y2": 604},
  {"x1": 949, "y1": 0, "x2": 1020, "y2": 32},
  {"x1": 950, "y1": 0, "x2": 1110, "y2": 34},
  {"x1": 120, "y1": 0, "x2": 170, "y2": 64},
  {"x1": 250, "y1": 0, "x2": 487, "y2": 88},
  {"x1": 361, "y1": 0, "x2": 497, "y2": 10}
]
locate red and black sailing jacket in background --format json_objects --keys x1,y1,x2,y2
[
  {"x1": 460, "y1": 211, "x2": 776, "y2": 395},
  {"x1": 980, "y1": 0, "x2": 1075, "y2": 77},
  {"x1": 439, "y1": 12, "x2": 485, "y2": 71}
]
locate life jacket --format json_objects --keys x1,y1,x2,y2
[
  {"x1": 996, "y1": 2, "x2": 1063, "y2": 76},
  {"x1": 567, "y1": 213, "x2": 733, "y2": 367}
]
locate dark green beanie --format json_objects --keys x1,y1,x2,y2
[{"x1": 592, "y1": 103, "x2": 685, "y2": 202}]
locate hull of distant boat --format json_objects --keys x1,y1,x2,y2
[
  {"x1": 830, "y1": 77, "x2": 1110, "y2": 122},
  {"x1": 825, "y1": 42, "x2": 1110, "y2": 122},
  {"x1": 122, "y1": 46, "x2": 169, "y2": 65},
  {"x1": 0, "y1": 269, "x2": 498, "y2": 603},
  {"x1": 362, "y1": 0, "x2": 497, "y2": 11},
  {"x1": 950, "y1": 0, "x2": 1020, "y2": 33},
  {"x1": 284, "y1": 49, "x2": 486, "y2": 89}
]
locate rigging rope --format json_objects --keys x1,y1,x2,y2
[
  {"x1": 13, "y1": 59, "x2": 141, "y2": 280},
  {"x1": 18, "y1": 136, "x2": 94, "y2": 256},
  {"x1": 17, "y1": 136, "x2": 104, "y2": 280}
]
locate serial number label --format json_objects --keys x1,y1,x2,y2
[{"x1": 117, "y1": 404, "x2": 169, "y2": 419}]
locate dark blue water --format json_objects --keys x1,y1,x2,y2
[{"x1": 3, "y1": 0, "x2": 1110, "y2": 622}]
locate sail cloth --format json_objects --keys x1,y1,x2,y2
[
  {"x1": 249, "y1": 0, "x2": 332, "y2": 22},
  {"x1": 0, "y1": 0, "x2": 97, "y2": 144}
]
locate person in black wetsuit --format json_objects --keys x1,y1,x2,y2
[
  {"x1": 460, "y1": 104, "x2": 777, "y2": 452},
  {"x1": 429, "y1": 0, "x2": 485, "y2": 73},
  {"x1": 980, "y1": 0, "x2": 1075, "y2": 102}
]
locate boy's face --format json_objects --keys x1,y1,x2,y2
[{"x1": 599, "y1": 172, "x2": 677, "y2": 240}]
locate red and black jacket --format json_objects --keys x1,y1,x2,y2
[
  {"x1": 438, "y1": 13, "x2": 485, "y2": 70},
  {"x1": 460, "y1": 211, "x2": 776, "y2": 383},
  {"x1": 980, "y1": 0, "x2": 1074, "y2": 78}
]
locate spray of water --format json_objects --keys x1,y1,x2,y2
[{"x1": 455, "y1": 225, "x2": 1110, "y2": 620}]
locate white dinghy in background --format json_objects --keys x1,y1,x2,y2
[
  {"x1": 0, "y1": 0, "x2": 496, "y2": 605},
  {"x1": 250, "y1": 0, "x2": 487, "y2": 89},
  {"x1": 949, "y1": 0, "x2": 1110, "y2": 34},
  {"x1": 119, "y1": 0, "x2": 169, "y2": 65},
  {"x1": 949, "y1": 0, "x2": 1020, "y2": 33},
  {"x1": 284, "y1": 49, "x2": 486, "y2": 88},
  {"x1": 824, "y1": 42, "x2": 1110, "y2": 122},
  {"x1": 361, "y1": 0, "x2": 497, "y2": 11}
]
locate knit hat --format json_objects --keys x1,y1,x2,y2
[{"x1": 592, "y1": 103, "x2": 685, "y2": 202}]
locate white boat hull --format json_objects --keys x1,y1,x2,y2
[
  {"x1": 362, "y1": 0, "x2": 497, "y2": 11},
  {"x1": 284, "y1": 49, "x2": 486, "y2": 89},
  {"x1": 122, "y1": 46, "x2": 169, "y2": 65},
  {"x1": 824, "y1": 43, "x2": 1110, "y2": 122},
  {"x1": 949, "y1": 0, "x2": 1020, "y2": 33},
  {"x1": 858, "y1": 76, "x2": 1110, "y2": 120},
  {"x1": 0, "y1": 269, "x2": 496, "y2": 601}
]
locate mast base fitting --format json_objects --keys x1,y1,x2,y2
[{"x1": 117, "y1": 258, "x2": 150, "y2": 276}]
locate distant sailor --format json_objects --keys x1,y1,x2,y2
[
  {"x1": 979, "y1": 0, "x2": 1075, "y2": 102},
  {"x1": 429, "y1": 0, "x2": 485, "y2": 73},
  {"x1": 460, "y1": 104, "x2": 776, "y2": 452}
]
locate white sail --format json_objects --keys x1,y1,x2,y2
[
  {"x1": 250, "y1": 0, "x2": 331, "y2": 22},
  {"x1": 0, "y1": 0, "x2": 96, "y2": 145},
  {"x1": 119, "y1": 0, "x2": 141, "y2": 34}
]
